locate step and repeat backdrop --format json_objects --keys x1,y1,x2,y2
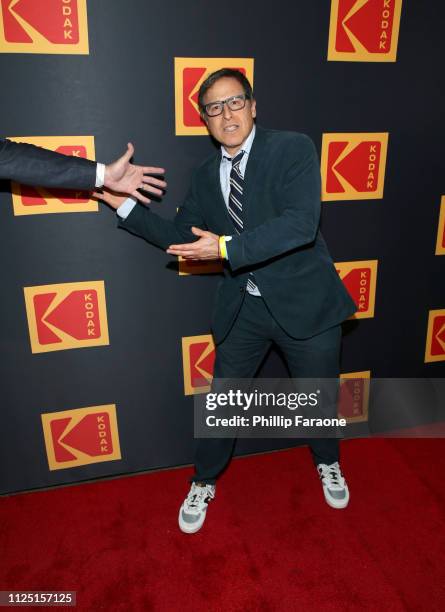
[{"x1": 0, "y1": 0, "x2": 444, "y2": 494}]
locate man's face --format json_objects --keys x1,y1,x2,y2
[{"x1": 202, "y1": 76, "x2": 256, "y2": 156}]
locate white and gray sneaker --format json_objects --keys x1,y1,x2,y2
[
  {"x1": 178, "y1": 482, "x2": 216, "y2": 534},
  {"x1": 317, "y1": 462, "x2": 350, "y2": 509}
]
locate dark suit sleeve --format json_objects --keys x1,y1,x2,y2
[
  {"x1": 0, "y1": 139, "x2": 97, "y2": 190},
  {"x1": 226, "y1": 134, "x2": 321, "y2": 271},
  {"x1": 117, "y1": 170, "x2": 206, "y2": 250}
]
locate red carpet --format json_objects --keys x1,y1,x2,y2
[{"x1": 1, "y1": 438, "x2": 445, "y2": 611}]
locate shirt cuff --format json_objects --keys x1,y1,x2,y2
[
  {"x1": 95, "y1": 163, "x2": 106, "y2": 188},
  {"x1": 117, "y1": 197, "x2": 137, "y2": 219},
  {"x1": 223, "y1": 236, "x2": 232, "y2": 260}
]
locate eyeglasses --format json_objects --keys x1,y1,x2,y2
[{"x1": 202, "y1": 93, "x2": 250, "y2": 117}]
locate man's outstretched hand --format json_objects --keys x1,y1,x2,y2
[
  {"x1": 166, "y1": 227, "x2": 220, "y2": 260},
  {"x1": 104, "y1": 143, "x2": 166, "y2": 204}
]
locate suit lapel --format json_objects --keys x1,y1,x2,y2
[
  {"x1": 241, "y1": 126, "x2": 267, "y2": 226},
  {"x1": 209, "y1": 155, "x2": 235, "y2": 234}
]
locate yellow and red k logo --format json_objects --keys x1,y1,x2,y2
[
  {"x1": 8, "y1": 136, "x2": 97, "y2": 215},
  {"x1": 0, "y1": 0, "x2": 89, "y2": 54},
  {"x1": 336, "y1": 260, "x2": 378, "y2": 319},
  {"x1": 321, "y1": 133, "x2": 389, "y2": 201},
  {"x1": 174, "y1": 57, "x2": 254, "y2": 136},
  {"x1": 425, "y1": 310, "x2": 445, "y2": 363},
  {"x1": 339, "y1": 370, "x2": 371, "y2": 423},
  {"x1": 435, "y1": 196, "x2": 445, "y2": 256},
  {"x1": 182, "y1": 334, "x2": 215, "y2": 395},
  {"x1": 41, "y1": 404, "x2": 121, "y2": 471},
  {"x1": 24, "y1": 280, "x2": 110, "y2": 354},
  {"x1": 327, "y1": 0, "x2": 403, "y2": 62}
]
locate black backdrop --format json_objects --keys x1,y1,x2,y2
[{"x1": 0, "y1": 0, "x2": 444, "y2": 495}]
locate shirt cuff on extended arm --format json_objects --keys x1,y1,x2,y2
[
  {"x1": 222, "y1": 235, "x2": 232, "y2": 260},
  {"x1": 117, "y1": 197, "x2": 138, "y2": 219},
  {"x1": 95, "y1": 163, "x2": 106, "y2": 188}
]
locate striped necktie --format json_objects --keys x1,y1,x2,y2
[{"x1": 227, "y1": 151, "x2": 259, "y2": 294}]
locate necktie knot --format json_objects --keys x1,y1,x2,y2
[{"x1": 231, "y1": 150, "x2": 245, "y2": 167}]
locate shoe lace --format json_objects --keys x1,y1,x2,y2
[
  {"x1": 184, "y1": 484, "x2": 215, "y2": 513},
  {"x1": 318, "y1": 462, "x2": 344, "y2": 489}
]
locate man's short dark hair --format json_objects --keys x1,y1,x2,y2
[{"x1": 198, "y1": 68, "x2": 254, "y2": 113}]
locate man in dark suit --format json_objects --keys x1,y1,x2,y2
[
  {"x1": 97, "y1": 69, "x2": 357, "y2": 534},
  {"x1": 0, "y1": 139, "x2": 166, "y2": 202}
]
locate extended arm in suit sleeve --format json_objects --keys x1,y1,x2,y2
[
  {"x1": 226, "y1": 134, "x2": 321, "y2": 271},
  {"x1": 117, "y1": 171, "x2": 206, "y2": 250},
  {"x1": 0, "y1": 139, "x2": 97, "y2": 189}
]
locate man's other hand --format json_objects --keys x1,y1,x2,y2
[
  {"x1": 166, "y1": 227, "x2": 220, "y2": 260},
  {"x1": 104, "y1": 143, "x2": 166, "y2": 204}
]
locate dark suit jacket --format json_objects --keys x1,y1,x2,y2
[
  {"x1": 0, "y1": 138, "x2": 96, "y2": 190},
  {"x1": 119, "y1": 126, "x2": 357, "y2": 343}
]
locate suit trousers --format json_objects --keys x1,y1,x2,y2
[{"x1": 193, "y1": 292, "x2": 342, "y2": 484}]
